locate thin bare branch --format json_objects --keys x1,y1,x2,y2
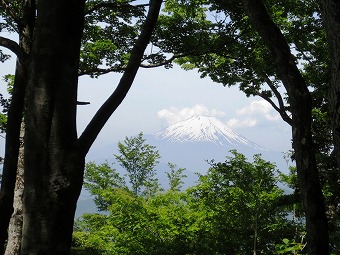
[
  {"x1": 140, "y1": 53, "x2": 186, "y2": 68},
  {"x1": 260, "y1": 72, "x2": 292, "y2": 125},
  {"x1": 78, "y1": 53, "x2": 185, "y2": 76},
  {"x1": 85, "y1": 2, "x2": 149, "y2": 15},
  {"x1": 78, "y1": 66, "x2": 125, "y2": 76}
]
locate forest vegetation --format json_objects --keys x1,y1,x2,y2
[{"x1": 72, "y1": 133, "x2": 307, "y2": 255}]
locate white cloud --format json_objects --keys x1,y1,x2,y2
[
  {"x1": 237, "y1": 100, "x2": 270, "y2": 114},
  {"x1": 224, "y1": 100, "x2": 281, "y2": 129},
  {"x1": 235, "y1": 100, "x2": 280, "y2": 122},
  {"x1": 157, "y1": 104, "x2": 225, "y2": 125},
  {"x1": 157, "y1": 100, "x2": 281, "y2": 129},
  {"x1": 226, "y1": 118, "x2": 257, "y2": 128}
]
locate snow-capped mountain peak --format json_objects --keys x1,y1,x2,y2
[{"x1": 155, "y1": 115, "x2": 266, "y2": 150}]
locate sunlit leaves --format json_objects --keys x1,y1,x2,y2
[
  {"x1": 189, "y1": 150, "x2": 299, "y2": 254},
  {"x1": 84, "y1": 161, "x2": 127, "y2": 211},
  {"x1": 79, "y1": 0, "x2": 146, "y2": 76},
  {"x1": 166, "y1": 163, "x2": 187, "y2": 192},
  {"x1": 77, "y1": 150, "x2": 302, "y2": 254},
  {"x1": 114, "y1": 132, "x2": 161, "y2": 196}
]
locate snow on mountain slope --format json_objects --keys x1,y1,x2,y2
[{"x1": 155, "y1": 115, "x2": 266, "y2": 150}]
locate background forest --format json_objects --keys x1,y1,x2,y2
[{"x1": 72, "y1": 134, "x2": 306, "y2": 255}]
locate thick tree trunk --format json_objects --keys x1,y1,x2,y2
[
  {"x1": 4, "y1": 123, "x2": 24, "y2": 255},
  {"x1": 21, "y1": 0, "x2": 85, "y2": 254},
  {"x1": 318, "y1": 0, "x2": 340, "y2": 172},
  {"x1": 20, "y1": 0, "x2": 161, "y2": 253},
  {"x1": 241, "y1": 1, "x2": 329, "y2": 254}
]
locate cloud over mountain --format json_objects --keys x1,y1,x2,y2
[
  {"x1": 155, "y1": 115, "x2": 266, "y2": 150},
  {"x1": 145, "y1": 114, "x2": 289, "y2": 175},
  {"x1": 157, "y1": 104, "x2": 225, "y2": 126},
  {"x1": 157, "y1": 100, "x2": 281, "y2": 130},
  {"x1": 227, "y1": 100, "x2": 280, "y2": 128}
]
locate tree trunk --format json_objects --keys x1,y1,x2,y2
[
  {"x1": 21, "y1": 0, "x2": 85, "y2": 254},
  {"x1": 253, "y1": 199, "x2": 260, "y2": 255},
  {"x1": 4, "y1": 122, "x2": 24, "y2": 255},
  {"x1": 241, "y1": 1, "x2": 329, "y2": 254},
  {"x1": 0, "y1": 58, "x2": 26, "y2": 254},
  {"x1": 318, "y1": 0, "x2": 340, "y2": 173},
  {"x1": 0, "y1": 1, "x2": 35, "y2": 252},
  {"x1": 20, "y1": 0, "x2": 162, "y2": 253}
]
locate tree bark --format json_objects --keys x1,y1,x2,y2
[
  {"x1": 318, "y1": 0, "x2": 340, "y2": 173},
  {"x1": 4, "y1": 122, "x2": 24, "y2": 255},
  {"x1": 0, "y1": 1, "x2": 35, "y2": 252},
  {"x1": 241, "y1": 1, "x2": 329, "y2": 254},
  {"x1": 21, "y1": 0, "x2": 162, "y2": 253},
  {"x1": 21, "y1": 0, "x2": 85, "y2": 253},
  {"x1": 0, "y1": 59, "x2": 26, "y2": 254}
]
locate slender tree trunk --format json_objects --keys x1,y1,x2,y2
[
  {"x1": 241, "y1": 1, "x2": 329, "y2": 254},
  {"x1": 0, "y1": 1, "x2": 35, "y2": 252},
  {"x1": 4, "y1": 122, "x2": 24, "y2": 255},
  {"x1": 318, "y1": 0, "x2": 340, "y2": 171},
  {"x1": 253, "y1": 199, "x2": 260, "y2": 255},
  {"x1": 0, "y1": 58, "x2": 26, "y2": 254}
]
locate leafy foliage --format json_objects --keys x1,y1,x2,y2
[
  {"x1": 0, "y1": 74, "x2": 14, "y2": 133},
  {"x1": 79, "y1": 0, "x2": 146, "y2": 76},
  {"x1": 166, "y1": 163, "x2": 187, "y2": 192},
  {"x1": 189, "y1": 150, "x2": 302, "y2": 254},
  {"x1": 114, "y1": 132, "x2": 161, "y2": 196},
  {"x1": 84, "y1": 161, "x2": 127, "y2": 211},
  {"x1": 275, "y1": 237, "x2": 306, "y2": 254},
  {"x1": 75, "y1": 150, "x2": 303, "y2": 254}
]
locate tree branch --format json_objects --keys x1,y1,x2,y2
[
  {"x1": 260, "y1": 72, "x2": 292, "y2": 125},
  {"x1": 79, "y1": 0, "x2": 163, "y2": 156},
  {"x1": 140, "y1": 53, "x2": 186, "y2": 68},
  {"x1": 78, "y1": 66, "x2": 126, "y2": 76},
  {"x1": 0, "y1": 36, "x2": 24, "y2": 59},
  {"x1": 85, "y1": 1, "x2": 149, "y2": 15},
  {"x1": 78, "y1": 53, "x2": 187, "y2": 76}
]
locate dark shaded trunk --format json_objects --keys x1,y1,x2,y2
[
  {"x1": 22, "y1": 0, "x2": 85, "y2": 254},
  {"x1": 21, "y1": 0, "x2": 162, "y2": 253},
  {"x1": 318, "y1": 0, "x2": 340, "y2": 173},
  {"x1": 241, "y1": 1, "x2": 329, "y2": 254}
]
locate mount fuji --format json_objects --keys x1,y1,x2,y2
[
  {"x1": 145, "y1": 115, "x2": 289, "y2": 175},
  {"x1": 154, "y1": 115, "x2": 266, "y2": 150}
]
